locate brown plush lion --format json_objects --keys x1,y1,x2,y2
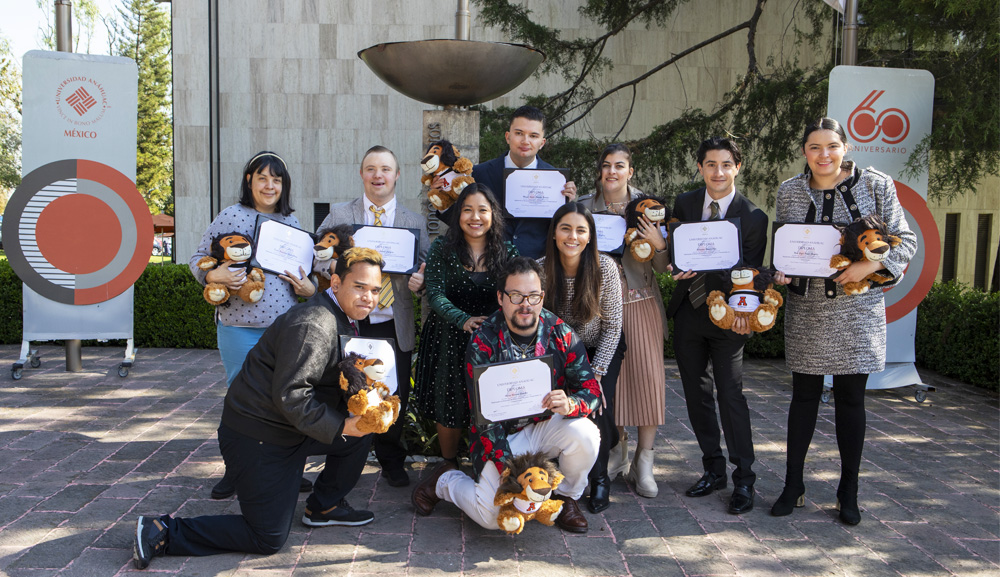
[
  {"x1": 338, "y1": 352, "x2": 400, "y2": 435},
  {"x1": 421, "y1": 140, "x2": 475, "y2": 212},
  {"x1": 829, "y1": 214, "x2": 901, "y2": 295},
  {"x1": 196, "y1": 232, "x2": 266, "y2": 306},
  {"x1": 623, "y1": 195, "x2": 671, "y2": 262},
  {"x1": 494, "y1": 452, "x2": 565, "y2": 534},
  {"x1": 707, "y1": 266, "x2": 783, "y2": 332}
]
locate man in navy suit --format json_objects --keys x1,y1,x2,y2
[
  {"x1": 469, "y1": 106, "x2": 578, "y2": 258},
  {"x1": 667, "y1": 137, "x2": 768, "y2": 515}
]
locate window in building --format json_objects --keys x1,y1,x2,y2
[
  {"x1": 314, "y1": 203, "x2": 330, "y2": 232},
  {"x1": 973, "y1": 213, "x2": 993, "y2": 290},
  {"x1": 942, "y1": 213, "x2": 960, "y2": 282}
]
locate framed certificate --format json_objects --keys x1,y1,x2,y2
[
  {"x1": 339, "y1": 335, "x2": 399, "y2": 394},
  {"x1": 350, "y1": 225, "x2": 420, "y2": 274},
  {"x1": 471, "y1": 356, "x2": 554, "y2": 427},
  {"x1": 251, "y1": 215, "x2": 316, "y2": 277},
  {"x1": 503, "y1": 168, "x2": 570, "y2": 218},
  {"x1": 770, "y1": 222, "x2": 842, "y2": 279},
  {"x1": 593, "y1": 213, "x2": 627, "y2": 255},
  {"x1": 668, "y1": 218, "x2": 743, "y2": 272}
]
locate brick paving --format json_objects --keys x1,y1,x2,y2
[{"x1": 0, "y1": 344, "x2": 996, "y2": 576}]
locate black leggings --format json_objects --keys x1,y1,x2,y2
[
  {"x1": 587, "y1": 334, "x2": 626, "y2": 481},
  {"x1": 784, "y1": 372, "x2": 868, "y2": 492}
]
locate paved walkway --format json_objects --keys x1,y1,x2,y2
[{"x1": 0, "y1": 344, "x2": 996, "y2": 576}]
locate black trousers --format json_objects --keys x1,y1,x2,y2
[
  {"x1": 673, "y1": 298, "x2": 756, "y2": 486},
  {"x1": 586, "y1": 334, "x2": 627, "y2": 480},
  {"x1": 366, "y1": 318, "x2": 410, "y2": 473},
  {"x1": 166, "y1": 424, "x2": 371, "y2": 556}
]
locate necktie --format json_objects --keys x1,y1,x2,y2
[
  {"x1": 368, "y1": 205, "x2": 394, "y2": 309},
  {"x1": 688, "y1": 201, "x2": 721, "y2": 308}
]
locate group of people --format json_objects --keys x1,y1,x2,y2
[{"x1": 131, "y1": 107, "x2": 916, "y2": 570}]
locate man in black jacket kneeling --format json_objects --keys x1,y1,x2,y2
[{"x1": 132, "y1": 247, "x2": 386, "y2": 569}]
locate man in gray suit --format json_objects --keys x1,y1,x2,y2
[{"x1": 316, "y1": 145, "x2": 429, "y2": 487}]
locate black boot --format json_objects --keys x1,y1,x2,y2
[
  {"x1": 836, "y1": 478, "x2": 861, "y2": 525},
  {"x1": 588, "y1": 473, "x2": 611, "y2": 513},
  {"x1": 770, "y1": 484, "x2": 805, "y2": 516}
]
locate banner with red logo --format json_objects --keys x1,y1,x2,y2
[
  {"x1": 828, "y1": 65, "x2": 937, "y2": 390},
  {"x1": 1, "y1": 51, "x2": 145, "y2": 340}
]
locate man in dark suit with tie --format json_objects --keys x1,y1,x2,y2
[
  {"x1": 667, "y1": 137, "x2": 768, "y2": 514},
  {"x1": 317, "y1": 146, "x2": 430, "y2": 487},
  {"x1": 469, "y1": 106, "x2": 577, "y2": 258}
]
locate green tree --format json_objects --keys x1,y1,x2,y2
[
  {"x1": 108, "y1": 0, "x2": 173, "y2": 215},
  {"x1": 0, "y1": 34, "x2": 22, "y2": 198},
  {"x1": 474, "y1": 0, "x2": 998, "y2": 205},
  {"x1": 34, "y1": 0, "x2": 101, "y2": 53}
]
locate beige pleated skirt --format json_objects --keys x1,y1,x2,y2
[{"x1": 615, "y1": 297, "x2": 666, "y2": 426}]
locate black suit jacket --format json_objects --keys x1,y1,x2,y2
[
  {"x1": 472, "y1": 155, "x2": 555, "y2": 259},
  {"x1": 666, "y1": 188, "x2": 769, "y2": 317}
]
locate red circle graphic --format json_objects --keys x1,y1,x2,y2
[{"x1": 36, "y1": 194, "x2": 122, "y2": 274}]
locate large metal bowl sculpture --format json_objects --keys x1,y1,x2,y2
[{"x1": 358, "y1": 39, "x2": 545, "y2": 106}]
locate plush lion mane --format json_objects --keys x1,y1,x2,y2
[
  {"x1": 426, "y1": 140, "x2": 460, "y2": 166},
  {"x1": 210, "y1": 231, "x2": 253, "y2": 267},
  {"x1": 837, "y1": 214, "x2": 899, "y2": 261},
  {"x1": 624, "y1": 194, "x2": 671, "y2": 228},
  {"x1": 496, "y1": 452, "x2": 561, "y2": 496},
  {"x1": 316, "y1": 224, "x2": 355, "y2": 253}
]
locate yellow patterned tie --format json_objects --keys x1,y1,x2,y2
[{"x1": 369, "y1": 205, "x2": 394, "y2": 308}]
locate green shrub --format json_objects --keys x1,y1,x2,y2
[
  {"x1": 134, "y1": 264, "x2": 217, "y2": 349},
  {"x1": 916, "y1": 281, "x2": 999, "y2": 391},
  {"x1": 0, "y1": 260, "x2": 23, "y2": 344}
]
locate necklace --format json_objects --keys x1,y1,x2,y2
[{"x1": 509, "y1": 332, "x2": 538, "y2": 358}]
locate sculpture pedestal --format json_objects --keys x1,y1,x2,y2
[{"x1": 422, "y1": 109, "x2": 480, "y2": 240}]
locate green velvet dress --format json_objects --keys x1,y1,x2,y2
[{"x1": 414, "y1": 238, "x2": 518, "y2": 427}]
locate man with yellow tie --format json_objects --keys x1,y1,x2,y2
[{"x1": 317, "y1": 145, "x2": 430, "y2": 487}]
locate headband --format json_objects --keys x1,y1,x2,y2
[{"x1": 248, "y1": 152, "x2": 287, "y2": 170}]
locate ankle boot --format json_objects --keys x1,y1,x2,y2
[
  {"x1": 607, "y1": 432, "x2": 630, "y2": 479},
  {"x1": 836, "y1": 479, "x2": 861, "y2": 525},
  {"x1": 588, "y1": 473, "x2": 611, "y2": 513},
  {"x1": 625, "y1": 448, "x2": 657, "y2": 498},
  {"x1": 770, "y1": 484, "x2": 805, "y2": 516}
]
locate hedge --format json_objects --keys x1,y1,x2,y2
[{"x1": 0, "y1": 261, "x2": 996, "y2": 390}]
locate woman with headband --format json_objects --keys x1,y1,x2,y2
[{"x1": 189, "y1": 150, "x2": 316, "y2": 499}]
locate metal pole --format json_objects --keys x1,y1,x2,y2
[
  {"x1": 841, "y1": 0, "x2": 858, "y2": 66},
  {"x1": 455, "y1": 0, "x2": 470, "y2": 41},
  {"x1": 55, "y1": 0, "x2": 73, "y2": 52},
  {"x1": 55, "y1": 0, "x2": 83, "y2": 372}
]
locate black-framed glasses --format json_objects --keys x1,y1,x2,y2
[{"x1": 503, "y1": 290, "x2": 543, "y2": 305}]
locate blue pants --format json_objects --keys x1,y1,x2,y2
[{"x1": 216, "y1": 323, "x2": 267, "y2": 386}]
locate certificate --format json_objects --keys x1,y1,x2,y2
[
  {"x1": 770, "y1": 222, "x2": 842, "y2": 279},
  {"x1": 592, "y1": 214, "x2": 627, "y2": 254},
  {"x1": 503, "y1": 168, "x2": 569, "y2": 218},
  {"x1": 339, "y1": 336, "x2": 399, "y2": 394},
  {"x1": 251, "y1": 216, "x2": 316, "y2": 277},
  {"x1": 669, "y1": 218, "x2": 742, "y2": 272},
  {"x1": 350, "y1": 225, "x2": 419, "y2": 274},
  {"x1": 472, "y1": 356, "x2": 554, "y2": 427}
]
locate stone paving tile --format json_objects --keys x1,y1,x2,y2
[{"x1": 0, "y1": 346, "x2": 996, "y2": 576}]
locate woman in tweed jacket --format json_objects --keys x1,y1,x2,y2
[{"x1": 770, "y1": 118, "x2": 917, "y2": 525}]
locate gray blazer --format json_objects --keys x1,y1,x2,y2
[{"x1": 318, "y1": 197, "x2": 430, "y2": 352}]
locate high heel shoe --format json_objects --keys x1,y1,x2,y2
[
  {"x1": 836, "y1": 491, "x2": 861, "y2": 525},
  {"x1": 587, "y1": 473, "x2": 611, "y2": 513},
  {"x1": 770, "y1": 486, "x2": 805, "y2": 516},
  {"x1": 607, "y1": 432, "x2": 630, "y2": 479}
]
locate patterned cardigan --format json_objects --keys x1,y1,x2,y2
[{"x1": 464, "y1": 308, "x2": 600, "y2": 479}]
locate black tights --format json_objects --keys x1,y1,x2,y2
[{"x1": 784, "y1": 372, "x2": 868, "y2": 494}]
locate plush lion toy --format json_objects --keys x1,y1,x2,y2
[
  {"x1": 196, "y1": 232, "x2": 266, "y2": 306},
  {"x1": 707, "y1": 266, "x2": 784, "y2": 332},
  {"x1": 421, "y1": 140, "x2": 475, "y2": 212},
  {"x1": 338, "y1": 352, "x2": 400, "y2": 435},
  {"x1": 830, "y1": 214, "x2": 901, "y2": 295},
  {"x1": 312, "y1": 224, "x2": 355, "y2": 292},
  {"x1": 494, "y1": 452, "x2": 565, "y2": 535},
  {"x1": 623, "y1": 195, "x2": 671, "y2": 262}
]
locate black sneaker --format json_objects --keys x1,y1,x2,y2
[
  {"x1": 302, "y1": 499, "x2": 374, "y2": 527},
  {"x1": 133, "y1": 515, "x2": 170, "y2": 569}
]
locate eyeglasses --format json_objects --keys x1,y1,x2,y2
[{"x1": 503, "y1": 290, "x2": 543, "y2": 305}]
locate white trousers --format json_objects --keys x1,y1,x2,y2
[{"x1": 436, "y1": 415, "x2": 599, "y2": 530}]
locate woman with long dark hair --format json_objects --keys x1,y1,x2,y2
[
  {"x1": 539, "y1": 202, "x2": 624, "y2": 512},
  {"x1": 414, "y1": 183, "x2": 517, "y2": 470},
  {"x1": 771, "y1": 117, "x2": 916, "y2": 524},
  {"x1": 578, "y1": 143, "x2": 670, "y2": 499}
]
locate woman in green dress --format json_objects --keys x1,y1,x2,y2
[{"x1": 414, "y1": 184, "x2": 518, "y2": 467}]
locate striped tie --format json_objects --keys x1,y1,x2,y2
[
  {"x1": 688, "y1": 201, "x2": 721, "y2": 308},
  {"x1": 369, "y1": 205, "x2": 394, "y2": 309}
]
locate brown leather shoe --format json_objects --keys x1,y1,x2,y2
[
  {"x1": 555, "y1": 497, "x2": 588, "y2": 533},
  {"x1": 411, "y1": 461, "x2": 457, "y2": 516}
]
